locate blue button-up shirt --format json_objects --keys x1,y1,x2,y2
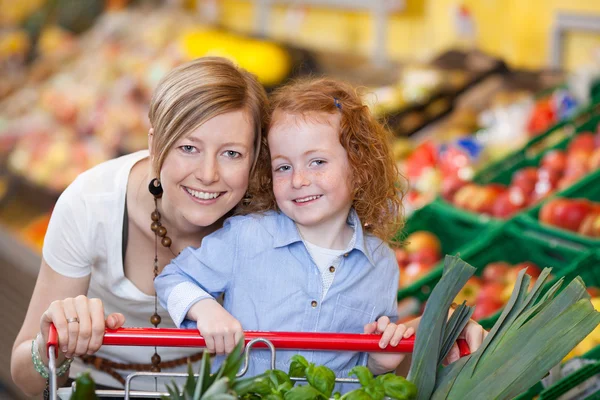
[{"x1": 155, "y1": 210, "x2": 399, "y2": 380}]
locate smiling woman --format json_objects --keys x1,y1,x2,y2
[{"x1": 10, "y1": 57, "x2": 269, "y2": 397}]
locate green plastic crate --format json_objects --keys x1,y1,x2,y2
[
  {"x1": 434, "y1": 111, "x2": 600, "y2": 227},
  {"x1": 511, "y1": 250, "x2": 600, "y2": 400},
  {"x1": 397, "y1": 222, "x2": 585, "y2": 328},
  {"x1": 395, "y1": 201, "x2": 495, "y2": 302},
  {"x1": 515, "y1": 169, "x2": 600, "y2": 251}
]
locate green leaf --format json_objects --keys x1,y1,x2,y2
[
  {"x1": 221, "y1": 336, "x2": 246, "y2": 381},
  {"x1": 439, "y1": 302, "x2": 474, "y2": 365},
  {"x1": 340, "y1": 388, "x2": 372, "y2": 400},
  {"x1": 200, "y1": 377, "x2": 230, "y2": 400},
  {"x1": 377, "y1": 374, "x2": 417, "y2": 400},
  {"x1": 265, "y1": 394, "x2": 285, "y2": 400},
  {"x1": 348, "y1": 366, "x2": 374, "y2": 387},
  {"x1": 231, "y1": 375, "x2": 267, "y2": 396},
  {"x1": 364, "y1": 381, "x2": 385, "y2": 400},
  {"x1": 306, "y1": 365, "x2": 336, "y2": 397},
  {"x1": 194, "y1": 350, "x2": 212, "y2": 398},
  {"x1": 407, "y1": 255, "x2": 475, "y2": 400},
  {"x1": 288, "y1": 355, "x2": 309, "y2": 378},
  {"x1": 202, "y1": 394, "x2": 237, "y2": 400},
  {"x1": 283, "y1": 385, "x2": 328, "y2": 400},
  {"x1": 267, "y1": 369, "x2": 293, "y2": 389}
]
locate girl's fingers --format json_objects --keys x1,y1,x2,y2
[
  {"x1": 376, "y1": 316, "x2": 390, "y2": 333},
  {"x1": 390, "y1": 325, "x2": 407, "y2": 347},
  {"x1": 464, "y1": 321, "x2": 485, "y2": 352},
  {"x1": 379, "y1": 323, "x2": 397, "y2": 348},
  {"x1": 363, "y1": 321, "x2": 377, "y2": 334},
  {"x1": 213, "y1": 335, "x2": 225, "y2": 355},
  {"x1": 73, "y1": 296, "x2": 92, "y2": 356}
]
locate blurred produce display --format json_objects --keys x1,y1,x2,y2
[{"x1": 0, "y1": 6, "x2": 298, "y2": 195}]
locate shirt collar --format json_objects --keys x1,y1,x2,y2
[{"x1": 272, "y1": 209, "x2": 377, "y2": 267}]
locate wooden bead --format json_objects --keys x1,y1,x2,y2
[
  {"x1": 151, "y1": 221, "x2": 161, "y2": 232},
  {"x1": 151, "y1": 211, "x2": 161, "y2": 221},
  {"x1": 150, "y1": 313, "x2": 161, "y2": 326},
  {"x1": 151, "y1": 353, "x2": 161, "y2": 365},
  {"x1": 151, "y1": 365, "x2": 161, "y2": 372},
  {"x1": 157, "y1": 226, "x2": 167, "y2": 237},
  {"x1": 161, "y1": 236, "x2": 172, "y2": 247}
]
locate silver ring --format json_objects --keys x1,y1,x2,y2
[{"x1": 66, "y1": 317, "x2": 79, "y2": 324}]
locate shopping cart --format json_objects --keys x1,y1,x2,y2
[{"x1": 46, "y1": 324, "x2": 470, "y2": 399}]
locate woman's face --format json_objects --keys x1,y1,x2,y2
[{"x1": 158, "y1": 110, "x2": 255, "y2": 231}]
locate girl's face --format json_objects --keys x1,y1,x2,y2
[
  {"x1": 158, "y1": 110, "x2": 255, "y2": 232},
  {"x1": 269, "y1": 111, "x2": 353, "y2": 232}
]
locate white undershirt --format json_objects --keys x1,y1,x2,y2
[{"x1": 304, "y1": 241, "x2": 346, "y2": 299}]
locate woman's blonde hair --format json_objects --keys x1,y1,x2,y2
[
  {"x1": 241, "y1": 77, "x2": 405, "y2": 243},
  {"x1": 148, "y1": 57, "x2": 269, "y2": 186}
]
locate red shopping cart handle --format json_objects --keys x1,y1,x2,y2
[{"x1": 48, "y1": 325, "x2": 470, "y2": 355}]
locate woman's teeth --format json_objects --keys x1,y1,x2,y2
[
  {"x1": 295, "y1": 195, "x2": 321, "y2": 203},
  {"x1": 186, "y1": 187, "x2": 221, "y2": 200}
]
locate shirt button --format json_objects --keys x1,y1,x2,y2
[
  {"x1": 311, "y1": 300, "x2": 318, "y2": 308},
  {"x1": 329, "y1": 266, "x2": 335, "y2": 273},
  {"x1": 343, "y1": 253, "x2": 349, "y2": 257}
]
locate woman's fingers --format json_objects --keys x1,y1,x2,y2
[
  {"x1": 73, "y1": 296, "x2": 92, "y2": 356},
  {"x1": 62, "y1": 298, "x2": 79, "y2": 358},
  {"x1": 88, "y1": 298, "x2": 106, "y2": 354}
]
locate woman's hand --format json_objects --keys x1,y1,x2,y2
[
  {"x1": 443, "y1": 319, "x2": 488, "y2": 365},
  {"x1": 40, "y1": 295, "x2": 125, "y2": 360},
  {"x1": 189, "y1": 299, "x2": 243, "y2": 355}
]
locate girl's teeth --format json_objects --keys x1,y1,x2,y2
[
  {"x1": 296, "y1": 195, "x2": 320, "y2": 203},
  {"x1": 186, "y1": 188, "x2": 220, "y2": 200}
]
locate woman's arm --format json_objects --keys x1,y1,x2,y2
[{"x1": 10, "y1": 259, "x2": 124, "y2": 396}]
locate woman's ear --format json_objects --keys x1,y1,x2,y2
[{"x1": 148, "y1": 127, "x2": 155, "y2": 156}]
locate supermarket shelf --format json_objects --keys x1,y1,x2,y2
[{"x1": 0, "y1": 225, "x2": 41, "y2": 277}]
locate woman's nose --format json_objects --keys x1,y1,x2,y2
[{"x1": 195, "y1": 156, "x2": 219, "y2": 184}]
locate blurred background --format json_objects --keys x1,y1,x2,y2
[{"x1": 1, "y1": 1, "x2": 600, "y2": 399}]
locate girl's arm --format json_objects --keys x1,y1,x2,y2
[{"x1": 10, "y1": 259, "x2": 125, "y2": 396}]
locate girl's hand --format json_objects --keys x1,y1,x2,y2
[
  {"x1": 364, "y1": 316, "x2": 415, "y2": 374},
  {"x1": 443, "y1": 319, "x2": 488, "y2": 365},
  {"x1": 190, "y1": 299, "x2": 243, "y2": 355},
  {"x1": 40, "y1": 295, "x2": 125, "y2": 360}
]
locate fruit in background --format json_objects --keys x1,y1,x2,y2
[
  {"x1": 404, "y1": 231, "x2": 441, "y2": 257},
  {"x1": 395, "y1": 248, "x2": 409, "y2": 268},
  {"x1": 472, "y1": 297, "x2": 503, "y2": 321},
  {"x1": 454, "y1": 277, "x2": 482, "y2": 305},
  {"x1": 512, "y1": 262, "x2": 542, "y2": 279},
  {"x1": 541, "y1": 150, "x2": 568, "y2": 174},
  {"x1": 491, "y1": 187, "x2": 525, "y2": 218},
  {"x1": 578, "y1": 212, "x2": 600, "y2": 237},
  {"x1": 589, "y1": 147, "x2": 600, "y2": 171},
  {"x1": 410, "y1": 248, "x2": 441, "y2": 266},
  {"x1": 540, "y1": 198, "x2": 594, "y2": 232},
  {"x1": 402, "y1": 262, "x2": 432, "y2": 286},
  {"x1": 567, "y1": 132, "x2": 596, "y2": 155},
  {"x1": 587, "y1": 287, "x2": 600, "y2": 297},
  {"x1": 476, "y1": 282, "x2": 505, "y2": 305},
  {"x1": 453, "y1": 184, "x2": 504, "y2": 214},
  {"x1": 482, "y1": 261, "x2": 511, "y2": 284},
  {"x1": 527, "y1": 98, "x2": 555, "y2": 136},
  {"x1": 511, "y1": 167, "x2": 538, "y2": 194}
]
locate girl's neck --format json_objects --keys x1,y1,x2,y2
[{"x1": 296, "y1": 212, "x2": 354, "y2": 250}]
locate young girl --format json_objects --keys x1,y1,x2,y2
[{"x1": 155, "y1": 78, "x2": 482, "y2": 380}]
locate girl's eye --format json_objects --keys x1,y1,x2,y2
[
  {"x1": 275, "y1": 165, "x2": 291, "y2": 172},
  {"x1": 311, "y1": 159, "x2": 326, "y2": 166},
  {"x1": 224, "y1": 150, "x2": 241, "y2": 159},
  {"x1": 180, "y1": 145, "x2": 196, "y2": 153}
]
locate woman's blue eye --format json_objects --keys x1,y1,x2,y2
[
  {"x1": 224, "y1": 150, "x2": 241, "y2": 158},
  {"x1": 181, "y1": 145, "x2": 195, "y2": 153}
]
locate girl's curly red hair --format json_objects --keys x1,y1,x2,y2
[{"x1": 239, "y1": 77, "x2": 405, "y2": 244}]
